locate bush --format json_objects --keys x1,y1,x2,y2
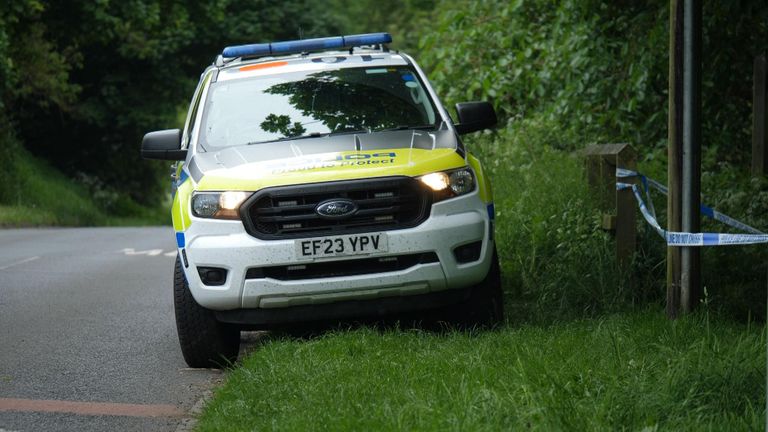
[
  {"x1": 417, "y1": 0, "x2": 768, "y2": 320},
  {"x1": 469, "y1": 119, "x2": 653, "y2": 323}
]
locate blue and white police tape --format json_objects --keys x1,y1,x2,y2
[{"x1": 616, "y1": 168, "x2": 768, "y2": 246}]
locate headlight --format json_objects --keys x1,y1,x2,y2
[
  {"x1": 191, "y1": 191, "x2": 250, "y2": 219},
  {"x1": 419, "y1": 168, "x2": 475, "y2": 201}
]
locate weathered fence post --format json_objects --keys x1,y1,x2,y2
[
  {"x1": 583, "y1": 143, "x2": 637, "y2": 268},
  {"x1": 753, "y1": 53, "x2": 767, "y2": 176},
  {"x1": 756, "y1": 55, "x2": 768, "y2": 430}
]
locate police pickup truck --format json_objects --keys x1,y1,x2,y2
[{"x1": 141, "y1": 33, "x2": 502, "y2": 368}]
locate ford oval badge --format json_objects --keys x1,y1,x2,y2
[{"x1": 316, "y1": 199, "x2": 358, "y2": 219}]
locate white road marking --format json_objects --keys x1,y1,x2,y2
[
  {"x1": 118, "y1": 249, "x2": 177, "y2": 257},
  {"x1": 120, "y1": 248, "x2": 164, "y2": 256},
  {"x1": 0, "y1": 256, "x2": 39, "y2": 271}
]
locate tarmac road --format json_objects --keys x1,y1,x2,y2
[{"x1": 0, "y1": 227, "x2": 222, "y2": 432}]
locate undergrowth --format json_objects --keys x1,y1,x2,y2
[{"x1": 0, "y1": 146, "x2": 167, "y2": 226}]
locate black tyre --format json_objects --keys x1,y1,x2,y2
[
  {"x1": 449, "y1": 248, "x2": 504, "y2": 328},
  {"x1": 174, "y1": 256, "x2": 240, "y2": 368}
]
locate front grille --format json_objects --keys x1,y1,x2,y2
[
  {"x1": 245, "y1": 252, "x2": 439, "y2": 280},
  {"x1": 241, "y1": 177, "x2": 431, "y2": 239}
]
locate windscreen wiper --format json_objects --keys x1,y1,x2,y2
[
  {"x1": 327, "y1": 129, "x2": 371, "y2": 136},
  {"x1": 248, "y1": 128, "x2": 373, "y2": 144},
  {"x1": 374, "y1": 124, "x2": 437, "y2": 132},
  {"x1": 246, "y1": 124, "x2": 436, "y2": 145},
  {"x1": 247, "y1": 132, "x2": 325, "y2": 145}
]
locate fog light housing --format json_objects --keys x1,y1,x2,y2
[
  {"x1": 197, "y1": 266, "x2": 228, "y2": 286},
  {"x1": 453, "y1": 241, "x2": 482, "y2": 264}
]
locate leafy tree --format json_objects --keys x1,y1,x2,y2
[
  {"x1": 324, "y1": 0, "x2": 436, "y2": 52},
  {"x1": 0, "y1": 0, "x2": 342, "y2": 206},
  {"x1": 418, "y1": 0, "x2": 767, "y2": 163}
]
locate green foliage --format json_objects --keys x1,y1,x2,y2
[
  {"x1": 0, "y1": 115, "x2": 18, "y2": 204},
  {"x1": 698, "y1": 167, "x2": 768, "y2": 319},
  {"x1": 415, "y1": 0, "x2": 768, "y2": 319},
  {"x1": 1, "y1": 147, "x2": 105, "y2": 226},
  {"x1": 0, "y1": 1, "x2": 80, "y2": 112},
  {"x1": 469, "y1": 123, "x2": 649, "y2": 321},
  {"x1": 197, "y1": 311, "x2": 764, "y2": 431},
  {"x1": 700, "y1": 1, "x2": 768, "y2": 167},
  {"x1": 0, "y1": 0, "x2": 342, "y2": 207},
  {"x1": 325, "y1": 0, "x2": 436, "y2": 52},
  {"x1": 0, "y1": 148, "x2": 167, "y2": 226},
  {"x1": 419, "y1": 0, "x2": 670, "y2": 150},
  {"x1": 419, "y1": 0, "x2": 766, "y2": 161}
]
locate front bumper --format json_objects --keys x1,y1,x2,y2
[{"x1": 180, "y1": 189, "x2": 494, "y2": 314}]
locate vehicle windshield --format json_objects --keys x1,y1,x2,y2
[{"x1": 199, "y1": 66, "x2": 439, "y2": 149}]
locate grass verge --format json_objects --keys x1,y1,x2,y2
[
  {"x1": 0, "y1": 148, "x2": 167, "y2": 227},
  {"x1": 197, "y1": 310, "x2": 764, "y2": 431}
]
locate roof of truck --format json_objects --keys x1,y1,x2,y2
[{"x1": 216, "y1": 50, "x2": 409, "y2": 82}]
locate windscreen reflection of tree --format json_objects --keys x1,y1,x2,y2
[
  {"x1": 263, "y1": 70, "x2": 421, "y2": 132},
  {"x1": 260, "y1": 114, "x2": 307, "y2": 138}
]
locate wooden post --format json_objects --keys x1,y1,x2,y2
[
  {"x1": 583, "y1": 143, "x2": 637, "y2": 268},
  {"x1": 668, "y1": 0, "x2": 702, "y2": 317},
  {"x1": 754, "y1": 53, "x2": 767, "y2": 176},
  {"x1": 667, "y1": 0, "x2": 683, "y2": 319}
]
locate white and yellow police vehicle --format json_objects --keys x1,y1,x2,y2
[{"x1": 141, "y1": 33, "x2": 502, "y2": 367}]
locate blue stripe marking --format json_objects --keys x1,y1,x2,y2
[
  {"x1": 703, "y1": 233, "x2": 718, "y2": 246},
  {"x1": 171, "y1": 169, "x2": 190, "y2": 200},
  {"x1": 701, "y1": 205, "x2": 714, "y2": 218},
  {"x1": 487, "y1": 203, "x2": 495, "y2": 220},
  {"x1": 176, "y1": 232, "x2": 185, "y2": 248}
]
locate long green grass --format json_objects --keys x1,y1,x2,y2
[
  {"x1": 197, "y1": 310, "x2": 764, "y2": 431},
  {"x1": 470, "y1": 125, "x2": 647, "y2": 323},
  {"x1": 0, "y1": 149, "x2": 168, "y2": 226}
]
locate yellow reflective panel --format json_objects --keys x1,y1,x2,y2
[
  {"x1": 196, "y1": 148, "x2": 466, "y2": 192},
  {"x1": 467, "y1": 152, "x2": 492, "y2": 203},
  {"x1": 172, "y1": 179, "x2": 194, "y2": 231}
]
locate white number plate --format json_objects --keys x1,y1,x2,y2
[{"x1": 295, "y1": 233, "x2": 388, "y2": 260}]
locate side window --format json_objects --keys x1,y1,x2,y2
[{"x1": 181, "y1": 73, "x2": 211, "y2": 149}]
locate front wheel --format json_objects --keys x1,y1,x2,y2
[
  {"x1": 448, "y1": 248, "x2": 504, "y2": 328},
  {"x1": 173, "y1": 256, "x2": 240, "y2": 368}
]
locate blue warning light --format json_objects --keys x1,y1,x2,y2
[{"x1": 222, "y1": 33, "x2": 392, "y2": 59}]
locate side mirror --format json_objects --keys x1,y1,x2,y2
[
  {"x1": 454, "y1": 102, "x2": 497, "y2": 135},
  {"x1": 141, "y1": 129, "x2": 186, "y2": 160}
]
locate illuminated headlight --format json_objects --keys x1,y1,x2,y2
[
  {"x1": 419, "y1": 168, "x2": 475, "y2": 201},
  {"x1": 191, "y1": 191, "x2": 250, "y2": 219}
]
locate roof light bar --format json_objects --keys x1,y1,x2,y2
[{"x1": 222, "y1": 32, "x2": 392, "y2": 59}]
